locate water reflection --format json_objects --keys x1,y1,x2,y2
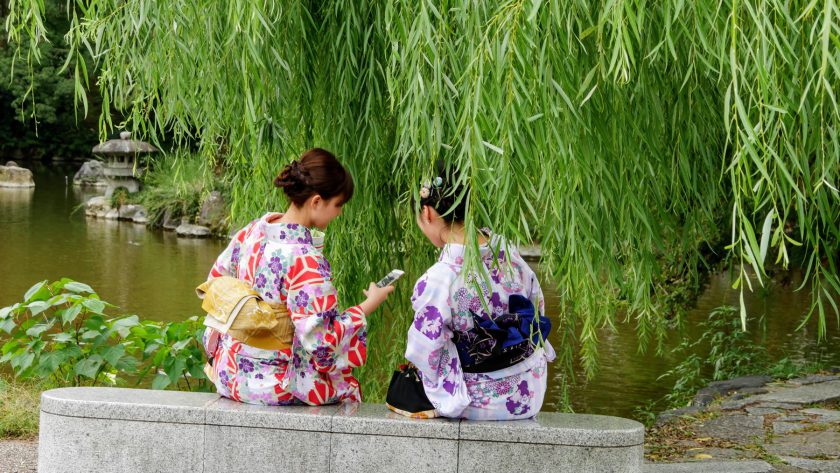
[
  {"x1": 0, "y1": 188, "x2": 35, "y2": 224},
  {"x1": 0, "y1": 169, "x2": 226, "y2": 322},
  {"x1": 539, "y1": 270, "x2": 840, "y2": 418}
]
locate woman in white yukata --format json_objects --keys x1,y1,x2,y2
[{"x1": 403, "y1": 171, "x2": 556, "y2": 420}]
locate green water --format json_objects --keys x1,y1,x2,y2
[
  {"x1": 0, "y1": 167, "x2": 226, "y2": 322},
  {"x1": 1, "y1": 165, "x2": 838, "y2": 418}
]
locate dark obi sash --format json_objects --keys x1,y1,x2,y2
[{"x1": 453, "y1": 294, "x2": 552, "y2": 374}]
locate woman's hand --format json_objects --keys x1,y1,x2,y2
[{"x1": 359, "y1": 282, "x2": 395, "y2": 315}]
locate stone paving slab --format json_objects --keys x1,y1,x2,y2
[
  {"x1": 750, "y1": 381, "x2": 840, "y2": 405},
  {"x1": 642, "y1": 461, "x2": 774, "y2": 472},
  {"x1": 780, "y1": 456, "x2": 840, "y2": 473},
  {"x1": 696, "y1": 414, "x2": 766, "y2": 444},
  {"x1": 801, "y1": 409, "x2": 840, "y2": 422},
  {"x1": 773, "y1": 420, "x2": 809, "y2": 435},
  {"x1": 789, "y1": 376, "x2": 840, "y2": 386},
  {"x1": 766, "y1": 431, "x2": 840, "y2": 459}
]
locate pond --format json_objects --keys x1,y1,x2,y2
[{"x1": 1, "y1": 164, "x2": 838, "y2": 419}]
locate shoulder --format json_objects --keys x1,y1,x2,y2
[{"x1": 412, "y1": 262, "x2": 456, "y2": 302}]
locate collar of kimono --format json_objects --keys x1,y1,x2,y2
[
  {"x1": 259, "y1": 212, "x2": 314, "y2": 245},
  {"x1": 438, "y1": 232, "x2": 507, "y2": 266}
]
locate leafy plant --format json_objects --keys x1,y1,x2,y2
[
  {"x1": 658, "y1": 305, "x2": 828, "y2": 407},
  {"x1": 0, "y1": 279, "x2": 209, "y2": 392}
]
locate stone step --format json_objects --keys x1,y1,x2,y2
[{"x1": 643, "y1": 461, "x2": 774, "y2": 472}]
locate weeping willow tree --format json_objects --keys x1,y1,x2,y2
[{"x1": 6, "y1": 0, "x2": 839, "y2": 401}]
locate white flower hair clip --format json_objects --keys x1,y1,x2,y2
[{"x1": 419, "y1": 177, "x2": 444, "y2": 199}]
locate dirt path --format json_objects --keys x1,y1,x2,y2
[{"x1": 0, "y1": 440, "x2": 37, "y2": 473}]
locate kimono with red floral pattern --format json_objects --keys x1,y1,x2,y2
[{"x1": 203, "y1": 213, "x2": 367, "y2": 405}]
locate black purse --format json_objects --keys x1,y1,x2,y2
[{"x1": 385, "y1": 363, "x2": 438, "y2": 418}]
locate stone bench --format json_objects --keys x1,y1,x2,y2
[{"x1": 38, "y1": 387, "x2": 644, "y2": 473}]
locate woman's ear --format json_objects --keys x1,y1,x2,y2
[
  {"x1": 310, "y1": 194, "x2": 322, "y2": 208},
  {"x1": 422, "y1": 205, "x2": 434, "y2": 224}
]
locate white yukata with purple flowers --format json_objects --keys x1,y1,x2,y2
[{"x1": 405, "y1": 237, "x2": 556, "y2": 420}]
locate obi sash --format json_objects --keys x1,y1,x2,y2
[
  {"x1": 196, "y1": 276, "x2": 294, "y2": 351},
  {"x1": 453, "y1": 294, "x2": 551, "y2": 374}
]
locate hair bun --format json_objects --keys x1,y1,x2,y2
[{"x1": 274, "y1": 160, "x2": 310, "y2": 189}]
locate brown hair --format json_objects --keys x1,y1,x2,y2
[{"x1": 274, "y1": 148, "x2": 354, "y2": 206}]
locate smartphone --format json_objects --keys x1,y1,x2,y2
[{"x1": 375, "y1": 269, "x2": 405, "y2": 288}]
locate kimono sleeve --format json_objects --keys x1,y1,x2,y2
[
  {"x1": 285, "y1": 251, "x2": 367, "y2": 373},
  {"x1": 404, "y1": 272, "x2": 471, "y2": 418}
]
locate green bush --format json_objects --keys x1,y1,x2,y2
[
  {"x1": 658, "y1": 305, "x2": 828, "y2": 408},
  {"x1": 138, "y1": 152, "x2": 227, "y2": 230},
  {"x1": 0, "y1": 279, "x2": 209, "y2": 392}
]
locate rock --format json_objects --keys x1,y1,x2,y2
[
  {"x1": 5, "y1": 161, "x2": 18, "y2": 167},
  {"x1": 85, "y1": 196, "x2": 113, "y2": 218},
  {"x1": 746, "y1": 407, "x2": 783, "y2": 416},
  {"x1": 198, "y1": 191, "x2": 226, "y2": 229},
  {"x1": 801, "y1": 409, "x2": 840, "y2": 423},
  {"x1": 104, "y1": 208, "x2": 119, "y2": 220},
  {"x1": 789, "y1": 375, "x2": 840, "y2": 386},
  {"x1": 116, "y1": 204, "x2": 149, "y2": 224},
  {"x1": 721, "y1": 399, "x2": 762, "y2": 411},
  {"x1": 779, "y1": 456, "x2": 840, "y2": 473},
  {"x1": 176, "y1": 223, "x2": 211, "y2": 238},
  {"x1": 773, "y1": 421, "x2": 808, "y2": 435},
  {"x1": 696, "y1": 414, "x2": 766, "y2": 445},
  {"x1": 118, "y1": 204, "x2": 140, "y2": 220},
  {"x1": 693, "y1": 376, "x2": 773, "y2": 407},
  {"x1": 73, "y1": 160, "x2": 108, "y2": 188},
  {"x1": 641, "y1": 460, "x2": 775, "y2": 472},
  {"x1": 0, "y1": 163, "x2": 35, "y2": 188},
  {"x1": 656, "y1": 406, "x2": 703, "y2": 426},
  {"x1": 766, "y1": 432, "x2": 840, "y2": 459},
  {"x1": 132, "y1": 207, "x2": 148, "y2": 224},
  {"x1": 750, "y1": 381, "x2": 840, "y2": 406},
  {"x1": 162, "y1": 209, "x2": 180, "y2": 230},
  {"x1": 755, "y1": 402, "x2": 802, "y2": 410},
  {"x1": 731, "y1": 388, "x2": 770, "y2": 400}
]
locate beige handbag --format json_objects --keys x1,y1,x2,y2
[{"x1": 196, "y1": 276, "x2": 294, "y2": 351}]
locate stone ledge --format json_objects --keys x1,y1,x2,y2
[
  {"x1": 40, "y1": 387, "x2": 219, "y2": 424},
  {"x1": 642, "y1": 461, "x2": 774, "y2": 473},
  {"x1": 38, "y1": 387, "x2": 645, "y2": 473}
]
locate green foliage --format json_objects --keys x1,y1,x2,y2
[
  {"x1": 658, "y1": 305, "x2": 828, "y2": 408},
  {"x1": 0, "y1": 279, "x2": 209, "y2": 392},
  {"x1": 0, "y1": 0, "x2": 98, "y2": 159},
  {"x1": 137, "y1": 151, "x2": 226, "y2": 229},
  {"x1": 6, "y1": 1, "x2": 839, "y2": 391}
]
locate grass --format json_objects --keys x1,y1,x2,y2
[{"x1": 0, "y1": 375, "x2": 43, "y2": 439}]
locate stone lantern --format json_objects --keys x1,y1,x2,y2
[{"x1": 93, "y1": 131, "x2": 158, "y2": 198}]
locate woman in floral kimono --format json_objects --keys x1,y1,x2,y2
[
  {"x1": 402, "y1": 173, "x2": 555, "y2": 420},
  {"x1": 204, "y1": 148, "x2": 394, "y2": 405}
]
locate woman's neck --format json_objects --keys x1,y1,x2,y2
[
  {"x1": 277, "y1": 205, "x2": 311, "y2": 227},
  {"x1": 442, "y1": 224, "x2": 487, "y2": 246}
]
